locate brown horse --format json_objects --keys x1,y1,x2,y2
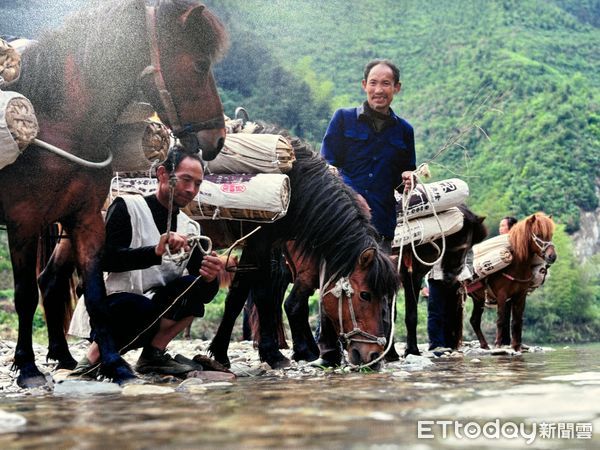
[
  {"x1": 204, "y1": 124, "x2": 400, "y2": 369},
  {"x1": 468, "y1": 212, "x2": 557, "y2": 351},
  {"x1": 2, "y1": 0, "x2": 228, "y2": 387}
]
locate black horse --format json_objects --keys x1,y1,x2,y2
[
  {"x1": 204, "y1": 125, "x2": 400, "y2": 368},
  {"x1": 399, "y1": 204, "x2": 487, "y2": 356}
]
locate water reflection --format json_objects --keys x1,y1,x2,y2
[{"x1": 1, "y1": 344, "x2": 599, "y2": 449}]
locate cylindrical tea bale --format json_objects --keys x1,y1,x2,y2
[
  {"x1": 0, "y1": 91, "x2": 38, "y2": 168},
  {"x1": 0, "y1": 38, "x2": 21, "y2": 85}
]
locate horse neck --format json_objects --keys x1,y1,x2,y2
[{"x1": 17, "y1": 5, "x2": 149, "y2": 156}]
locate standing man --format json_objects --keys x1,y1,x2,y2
[
  {"x1": 313, "y1": 59, "x2": 416, "y2": 367},
  {"x1": 70, "y1": 147, "x2": 224, "y2": 378},
  {"x1": 320, "y1": 59, "x2": 416, "y2": 254}
]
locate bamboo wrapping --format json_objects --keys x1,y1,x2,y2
[
  {"x1": 109, "y1": 173, "x2": 291, "y2": 222},
  {"x1": 205, "y1": 133, "x2": 295, "y2": 174},
  {"x1": 472, "y1": 234, "x2": 513, "y2": 278},
  {"x1": 396, "y1": 178, "x2": 469, "y2": 220},
  {"x1": 0, "y1": 91, "x2": 38, "y2": 169},
  {"x1": 0, "y1": 38, "x2": 21, "y2": 85},
  {"x1": 189, "y1": 173, "x2": 291, "y2": 222},
  {"x1": 392, "y1": 207, "x2": 464, "y2": 248}
]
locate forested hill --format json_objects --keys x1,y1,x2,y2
[
  {"x1": 2, "y1": 0, "x2": 598, "y2": 233},
  {"x1": 205, "y1": 0, "x2": 599, "y2": 235}
]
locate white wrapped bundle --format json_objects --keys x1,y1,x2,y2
[
  {"x1": 109, "y1": 177, "x2": 158, "y2": 201},
  {"x1": 396, "y1": 178, "x2": 469, "y2": 220},
  {"x1": 393, "y1": 207, "x2": 464, "y2": 248},
  {"x1": 472, "y1": 234, "x2": 513, "y2": 278},
  {"x1": 0, "y1": 91, "x2": 38, "y2": 169},
  {"x1": 205, "y1": 133, "x2": 295, "y2": 174},
  {"x1": 189, "y1": 173, "x2": 290, "y2": 222}
]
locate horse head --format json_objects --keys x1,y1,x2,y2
[
  {"x1": 139, "y1": 0, "x2": 228, "y2": 159},
  {"x1": 321, "y1": 247, "x2": 399, "y2": 369},
  {"x1": 440, "y1": 205, "x2": 487, "y2": 282},
  {"x1": 526, "y1": 213, "x2": 557, "y2": 265}
]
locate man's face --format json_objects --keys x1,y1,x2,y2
[
  {"x1": 499, "y1": 219, "x2": 510, "y2": 235},
  {"x1": 169, "y1": 157, "x2": 203, "y2": 208},
  {"x1": 362, "y1": 63, "x2": 401, "y2": 114}
]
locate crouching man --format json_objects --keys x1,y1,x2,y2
[{"x1": 70, "y1": 147, "x2": 223, "y2": 377}]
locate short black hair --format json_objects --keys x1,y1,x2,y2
[
  {"x1": 502, "y1": 216, "x2": 518, "y2": 229},
  {"x1": 161, "y1": 145, "x2": 202, "y2": 173},
  {"x1": 364, "y1": 59, "x2": 400, "y2": 84}
]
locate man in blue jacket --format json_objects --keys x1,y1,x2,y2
[
  {"x1": 321, "y1": 59, "x2": 416, "y2": 254},
  {"x1": 316, "y1": 59, "x2": 415, "y2": 366}
]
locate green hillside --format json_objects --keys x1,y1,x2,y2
[{"x1": 208, "y1": 0, "x2": 599, "y2": 233}]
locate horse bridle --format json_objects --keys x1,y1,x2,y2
[
  {"x1": 531, "y1": 232, "x2": 555, "y2": 261},
  {"x1": 319, "y1": 265, "x2": 387, "y2": 349},
  {"x1": 143, "y1": 2, "x2": 224, "y2": 143}
]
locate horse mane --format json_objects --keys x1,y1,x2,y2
[
  {"x1": 253, "y1": 122, "x2": 400, "y2": 299},
  {"x1": 509, "y1": 212, "x2": 555, "y2": 264}
]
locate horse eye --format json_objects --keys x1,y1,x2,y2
[
  {"x1": 193, "y1": 60, "x2": 210, "y2": 74},
  {"x1": 359, "y1": 291, "x2": 372, "y2": 302}
]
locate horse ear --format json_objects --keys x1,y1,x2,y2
[
  {"x1": 178, "y1": 3, "x2": 206, "y2": 27},
  {"x1": 478, "y1": 215, "x2": 486, "y2": 224},
  {"x1": 358, "y1": 247, "x2": 376, "y2": 269},
  {"x1": 527, "y1": 214, "x2": 537, "y2": 225}
]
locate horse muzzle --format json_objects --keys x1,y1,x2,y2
[{"x1": 177, "y1": 127, "x2": 225, "y2": 160}]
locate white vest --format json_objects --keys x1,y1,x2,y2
[{"x1": 105, "y1": 195, "x2": 198, "y2": 295}]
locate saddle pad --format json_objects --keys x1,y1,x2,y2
[
  {"x1": 396, "y1": 178, "x2": 469, "y2": 220},
  {"x1": 189, "y1": 173, "x2": 290, "y2": 222},
  {"x1": 205, "y1": 133, "x2": 295, "y2": 174},
  {"x1": 392, "y1": 207, "x2": 464, "y2": 248}
]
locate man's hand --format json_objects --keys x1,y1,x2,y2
[
  {"x1": 401, "y1": 171, "x2": 415, "y2": 193},
  {"x1": 199, "y1": 251, "x2": 224, "y2": 283},
  {"x1": 155, "y1": 232, "x2": 190, "y2": 257}
]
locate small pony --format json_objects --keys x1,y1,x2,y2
[{"x1": 467, "y1": 212, "x2": 557, "y2": 351}]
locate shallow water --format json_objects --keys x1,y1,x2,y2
[{"x1": 1, "y1": 343, "x2": 599, "y2": 449}]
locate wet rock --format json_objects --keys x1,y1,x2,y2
[
  {"x1": 0, "y1": 409, "x2": 26, "y2": 433},
  {"x1": 185, "y1": 370, "x2": 236, "y2": 382},
  {"x1": 54, "y1": 380, "x2": 122, "y2": 396},
  {"x1": 122, "y1": 384, "x2": 175, "y2": 396},
  {"x1": 402, "y1": 354, "x2": 434, "y2": 370},
  {"x1": 201, "y1": 381, "x2": 234, "y2": 389}
]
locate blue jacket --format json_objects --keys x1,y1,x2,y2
[{"x1": 321, "y1": 105, "x2": 416, "y2": 238}]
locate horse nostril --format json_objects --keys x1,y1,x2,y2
[
  {"x1": 369, "y1": 351, "x2": 380, "y2": 362},
  {"x1": 351, "y1": 348, "x2": 361, "y2": 364},
  {"x1": 216, "y1": 137, "x2": 224, "y2": 151}
]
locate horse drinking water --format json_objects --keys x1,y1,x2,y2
[{"x1": 1, "y1": 0, "x2": 228, "y2": 387}]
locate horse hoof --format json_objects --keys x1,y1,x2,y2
[
  {"x1": 268, "y1": 357, "x2": 291, "y2": 370},
  {"x1": 17, "y1": 373, "x2": 49, "y2": 389},
  {"x1": 292, "y1": 349, "x2": 319, "y2": 362},
  {"x1": 403, "y1": 347, "x2": 421, "y2": 357},
  {"x1": 55, "y1": 357, "x2": 78, "y2": 371}
]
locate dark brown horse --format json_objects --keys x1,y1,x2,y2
[
  {"x1": 203, "y1": 125, "x2": 400, "y2": 369},
  {"x1": 468, "y1": 212, "x2": 556, "y2": 351},
  {"x1": 399, "y1": 205, "x2": 488, "y2": 356},
  {"x1": 2, "y1": 0, "x2": 228, "y2": 387}
]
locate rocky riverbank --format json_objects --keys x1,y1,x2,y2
[{"x1": 0, "y1": 338, "x2": 550, "y2": 396}]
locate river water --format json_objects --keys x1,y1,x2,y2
[{"x1": 0, "y1": 342, "x2": 599, "y2": 449}]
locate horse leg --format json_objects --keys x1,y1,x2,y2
[
  {"x1": 510, "y1": 293, "x2": 527, "y2": 352},
  {"x1": 500, "y1": 300, "x2": 512, "y2": 346},
  {"x1": 38, "y1": 238, "x2": 77, "y2": 370},
  {"x1": 69, "y1": 217, "x2": 135, "y2": 383},
  {"x1": 8, "y1": 228, "x2": 48, "y2": 388},
  {"x1": 494, "y1": 297, "x2": 509, "y2": 348},
  {"x1": 208, "y1": 271, "x2": 251, "y2": 367},
  {"x1": 402, "y1": 268, "x2": 421, "y2": 356},
  {"x1": 284, "y1": 281, "x2": 319, "y2": 362},
  {"x1": 469, "y1": 296, "x2": 489, "y2": 349}
]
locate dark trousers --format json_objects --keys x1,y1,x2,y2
[{"x1": 427, "y1": 279, "x2": 460, "y2": 350}]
